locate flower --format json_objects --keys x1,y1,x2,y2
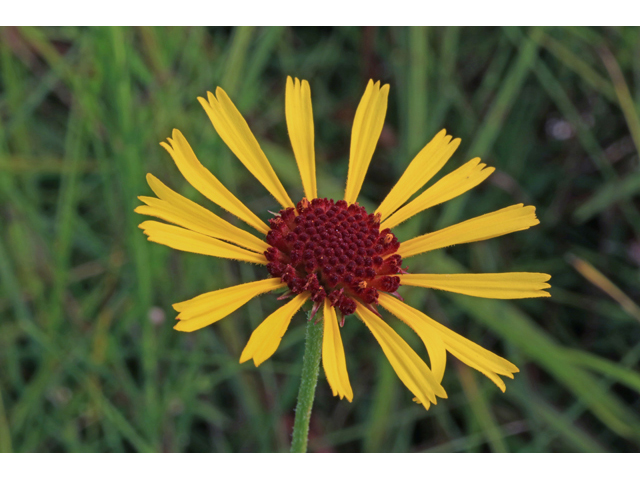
[{"x1": 137, "y1": 76, "x2": 550, "y2": 408}]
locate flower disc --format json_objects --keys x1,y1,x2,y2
[{"x1": 265, "y1": 198, "x2": 404, "y2": 316}]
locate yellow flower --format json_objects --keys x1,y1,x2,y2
[{"x1": 137, "y1": 76, "x2": 550, "y2": 409}]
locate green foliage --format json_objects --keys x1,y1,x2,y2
[{"x1": 1, "y1": 26, "x2": 639, "y2": 452}]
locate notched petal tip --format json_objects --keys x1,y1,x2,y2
[
  {"x1": 413, "y1": 397, "x2": 432, "y2": 410},
  {"x1": 137, "y1": 220, "x2": 154, "y2": 230},
  {"x1": 173, "y1": 321, "x2": 195, "y2": 333},
  {"x1": 197, "y1": 96, "x2": 209, "y2": 108}
]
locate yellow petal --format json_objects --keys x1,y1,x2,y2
[
  {"x1": 322, "y1": 299, "x2": 353, "y2": 401},
  {"x1": 286, "y1": 76, "x2": 317, "y2": 199},
  {"x1": 240, "y1": 292, "x2": 310, "y2": 366},
  {"x1": 379, "y1": 294, "x2": 518, "y2": 392},
  {"x1": 344, "y1": 80, "x2": 390, "y2": 204},
  {"x1": 378, "y1": 293, "x2": 447, "y2": 383},
  {"x1": 355, "y1": 302, "x2": 446, "y2": 408},
  {"x1": 397, "y1": 204, "x2": 539, "y2": 259},
  {"x1": 381, "y1": 158, "x2": 495, "y2": 230},
  {"x1": 136, "y1": 174, "x2": 269, "y2": 253},
  {"x1": 161, "y1": 130, "x2": 269, "y2": 234},
  {"x1": 173, "y1": 278, "x2": 285, "y2": 332},
  {"x1": 199, "y1": 88, "x2": 294, "y2": 209},
  {"x1": 399, "y1": 272, "x2": 551, "y2": 299},
  {"x1": 376, "y1": 130, "x2": 461, "y2": 221},
  {"x1": 139, "y1": 220, "x2": 267, "y2": 265},
  {"x1": 451, "y1": 349, "x2": 508, "y2": 392}
]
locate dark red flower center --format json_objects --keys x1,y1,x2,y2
[{"x1": 264, "y1": 198, "x2": 404, "y2": 319}]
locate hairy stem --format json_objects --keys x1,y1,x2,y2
[{"x1": 290, "y1": 312, "x2": 323, "y2": 453}]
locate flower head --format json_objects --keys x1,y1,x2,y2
[{"x1": 137, "y1": 76, "x2": 550, "y2": 408}]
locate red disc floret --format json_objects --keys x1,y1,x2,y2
[{"x1": 264, "y1": 198, "x2": 404, "y2": 318}]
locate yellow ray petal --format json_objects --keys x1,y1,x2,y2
[
  {"x1": 399, "y1": 272, "x2": 551, "y2": 299},
  {"x1": 378, "y1": 294, "x2": 447, "y2": 383},
  {"x1": 381, "y1": 158, "x2": 495, "y2": 230},
  {"x1": 173, "y1": 278, "x2": 285, "y2": 332},
  {"x1": 136, "y1": 175, "x2": 269, "y2": 253},
  {"x1": 286, "y1": 76, "x2": 317, "y2": 199},
  {"x1": 344, "y1": 80, "x2": 390, "y2": 204},
  {"x1": 376, "y1": 130, "x2": 461, "y2": 221},
  {"x1": 199, "y1": 88, "x2": 294, "y2": 209},
  {"x1": 240, "y1": 292, "x2": 310, "y2": 366},
  {"x1": 322, "y1": 299, "x2": 353, "y2": 401},
  {"x1": 450, "y1": 349, "x2": 508, "y2": 392},
  {"x1": 355, "y1": 302, "x2": 446, "y2": 408},
  {"x1": 379, "y1": 294, "x2": 518, "y2": 392},
  {"x1": 397, "y1": 204, "x2": 539, "y2": 259},
  {"x1": 161, "y1": 130, "x2": 269, "y2": 234},
  {"x1": 139, "y1": 220, "x2": 267, "y2": 265}
]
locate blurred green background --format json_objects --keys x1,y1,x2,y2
[{"x1": 1, "y1": 26, "x2": 640, "y2": 453}]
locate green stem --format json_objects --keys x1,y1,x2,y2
[{"x1": 290, "y1": 312, "x2": 323, "y2": 453}]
